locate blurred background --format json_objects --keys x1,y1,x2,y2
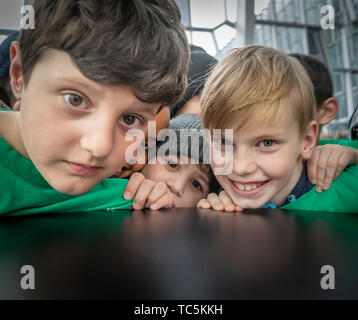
[{"x1": 1, "y1": 0, "x2": 357, "y2": 136}]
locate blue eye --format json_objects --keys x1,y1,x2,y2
[
  {"x1": 260, "y1": 139, "x2": 275, "y2": 147},
  {"x1": 64, "y1": 94, "x2": 87, "y2": 109}
]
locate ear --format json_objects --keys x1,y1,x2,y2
[
  {"x1": 317, "y1": 97, "x2": 338, "y2": 126},
  {"x1": 301, "y1": 120, "x2": 319, "y2": 161},
  {"x1": 9, "y1": 41, "x2": 24, "y2": 101}
]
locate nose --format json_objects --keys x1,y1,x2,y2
[
  {"x1": 80, "y1": 118, "x2": 114, "y2": 159},
  {"x1": 232, "y1": 147, "x2": 257, "y2": 176},
  {"x1": 166, "y1": 177, "x2": 184, "y2": 197}
]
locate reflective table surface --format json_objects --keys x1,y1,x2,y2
[{"x1": 1, "y1": 208, "x2": 357, "y2": 299}]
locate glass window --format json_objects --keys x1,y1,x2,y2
[
  {"x1": 176, "y1": 0, "x2": 190, "y2": 27},
  {"x1": 304, "y1": 0, "x2": 321, "y2": 26},
  {"x1": 275, "y1": 0, "x2": 301, "y2": 23},
  {"x1": 214, "y1": 24, "x2": 236, "y2": 50},
  {"x1": 353, "y1": 89, "x2": 358, "y2": 108},
  {"x1": 352, "y1": 73, "x2": 358, "y2": 89},
  {"x1": 226, "y1": 0, "x2": 237, "y2": 23},
  {"x1": 0, "y1": 35, "x2": 6, "y2": 44},
  {"x1": 336, "y1": 94, "x2": 348, "y2": 119},
  {"x1": 254, "y1": 24, "x2": 274, "y2": 47},
  {"x1": 332, "y1": 0, "x2": 347, "y2": 25},
  {"x1": 255, "y1": 0, "x2": 272, "y2": 20},
  {"x1": 192, "y1": 31, "x2": 216, "y2": 57},
  {"x1": 190, "y1": 0, "x2": 225, "y2": 28},
  {"x1": 308, "y1": 30, "x2": 323, "y2": 58},
  {"x1": 353, "y1": 0, "x2": 358, "y2": 15},
  {"x1": 0, "y1": 0, "x2": 23, "y2": 30},
  {"x1": 347, "y1": 23, "x2": 358, "y2": 69},
  {"x1": 352, "y1": 73, "x2": 358, "y2": 109},
  {"x1": 276, "y1": 27, "x2": 304, "y2": 53},
  {"x1": 185, "y1": 30, "x2": 192, "y2": 43},
  {"x1": 332, "y1": 71, "x2": 344, "y2": 93}
]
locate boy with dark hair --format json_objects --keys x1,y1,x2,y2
[
  {"x1": 290, "y1": 53, "x2": 358, "y2": 192},
  {"x1": 140, "y1": 113, "x2": 220, "y2": 207},
  {"x1": 290, "y1": 53, "x2": 337, "y2": 130},
  {"x1": 0, "y1": 0, "x2": 189, "y2": 215}
]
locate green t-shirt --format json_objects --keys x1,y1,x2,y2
[
  {"x1": 281, "y1": 139, "x2": 358, "y2": 213},
  {"x1": 319, "y1": 138, "x2": 358, "y2": 148},
  {"x1": 0, "y1": 135, "x2": 132, "y2": 216}
]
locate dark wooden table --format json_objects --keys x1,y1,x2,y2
[{"x1": 0, "y1": 208, "x2": 357, "y2": 299}]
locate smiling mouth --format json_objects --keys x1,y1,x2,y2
[{"x1": 229, "y1": 179, "x2": 268, "y2": 195}]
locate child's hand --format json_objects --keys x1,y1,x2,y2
[
  {"x1": 123, "y1": 172, "x2": 174, "y2": 210},
  {"x1": 308, "y1": 144, "x2": 358, "y2": 192},
  {"x1": 197, "y1": 191, "x2": 243, "y2": 212}
]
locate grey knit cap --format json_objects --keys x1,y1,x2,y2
[
  {"x1": 147, "y1": 113, "x2": 221, "y2": 193},
  {"x1": 149, "y1": 113, "x2": 210, "y2": 164}
]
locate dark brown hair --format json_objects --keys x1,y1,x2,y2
[
  {"x1": 290, "y1": 53, "x2": 333, "y2": 108},
  {"x1": 19, "y1": 0, "x2": 189, "y2": 106}
]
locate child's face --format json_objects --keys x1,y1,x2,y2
[
  {"x1": 12, "y1": 48, "x2": 161, "y2": 195},
  {"x1": 212, "y1": 115, "x2": 317, "y2": 208},
  {"x1": 141, "y1": 155, "x2": 210, "y2": 207},
  {"x1": 114, "y1": 107, "x2": 170, "y2": 179}
]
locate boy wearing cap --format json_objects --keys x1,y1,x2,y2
[
  {"x1": 128, "y1": 114, "x2": 220, "y2": 208},
  {"x1": 171, "y1": 45, "x2": 217, "y2": 117},
  {"x1": 197, "y1": 46, "x2": 358, "y2": 213}
]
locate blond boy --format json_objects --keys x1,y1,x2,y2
[{"x1": 198, "y1": 46, "x2": 358, "y2": 213}]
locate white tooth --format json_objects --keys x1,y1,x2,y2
[
  {"x1": 237, "y1": 183, "x2": 245, "y2": 191},
  {"x1": 244, "y1": 184, "x2": 251, "y2": 191},
  {"x1": 251, "y1": 184, "x2": 257, "y2": 190}
]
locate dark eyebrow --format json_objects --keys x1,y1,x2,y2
[
  {"x1": 133, "y1": 93, "x2": 164, "y2": 115},
  {"x1": 55, "y1": 78, "x2": 102, "y2": 96}
]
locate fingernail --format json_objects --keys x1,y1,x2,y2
[
  {"x1": 150, "y1": 203, "x2": 159, "y2": 210},
  {"x1": 133, "y1": 202, "x2": 142, "y2": 210},
  {"x1": 316, "y1": 186, "x2": 322, "y2": 193},
  {"x1": 145, "y1": 202, "x2": 150, "y2": 208},
  {"x1": 124, "y1": 191, "x2": 131, "y2": 200}
]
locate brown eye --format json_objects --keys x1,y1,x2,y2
[
  {"x1": 192, "y1": 180, "x2": 202, "y2": 191},
  {"x1": 64, "y1": 94, "x2": 85, "y2": 108},
  {"x1": 122, "y1": 115, "x2": 140, "y2": 127}
]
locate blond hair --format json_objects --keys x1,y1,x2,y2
[{"x1": 201, "y1": 46, "x2": 316, "y2": 135}]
